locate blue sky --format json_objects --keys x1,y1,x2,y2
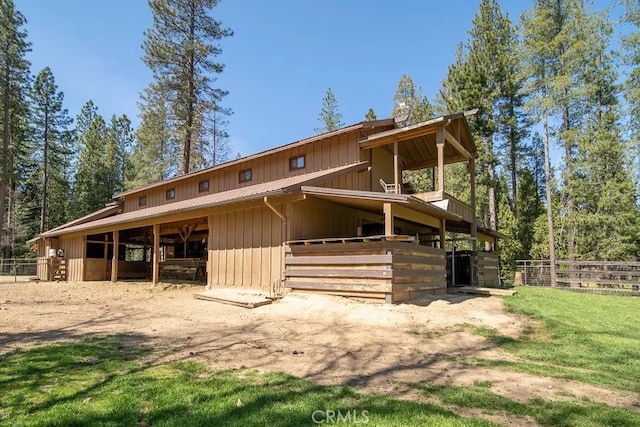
[{"x1": 15, "y1": 0, "x2": 621, "y2": 159}]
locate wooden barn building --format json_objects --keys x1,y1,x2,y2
[{"x1": 31, "y1": 111, "x2": 500, "y2": 303}]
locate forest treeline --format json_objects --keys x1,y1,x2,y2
[
  {"x1": 1, "y1": 0, "x2": 639, "y2": 284},
  {"x1": 319, "y1": 0, "x2": 640, "y2": 282}
]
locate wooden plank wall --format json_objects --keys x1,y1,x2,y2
[
  {"x1": 59, "y1": 235, "x2": 85, "y2": 281},
  {"x1": 477, "y1": 251, "x2": 499, "y2": 286},
  {"x1": 85, "y1": 258, "x2": 109, "y2": 281},
  {"x1": 124, "y1": 132, "x2": 363, "y2": 212},
  {"x1": 285, "y1": 241, "x2": 447, "y2": 303},
  {"x1": 390, "y1": 243, "x2": 447, "y2": 302},
  {"x1": 288, "y1": 198, "x2": 362, "y2": 241},
  {"x1": 208, "y1": 205, "x2": 285, "y2": 288}
]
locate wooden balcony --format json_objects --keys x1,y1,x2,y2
[{"x1": 413, "y1": 191, "x2": 475, "y2": 224}]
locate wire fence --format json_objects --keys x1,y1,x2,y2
[{"x1": 516, "y1": 259, "x2": 640, "y2": 295}]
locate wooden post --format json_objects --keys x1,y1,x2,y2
[
  {"x1": 111, "y1": 230, "x2": 119, "y2": 283},
  {"x1": 384, "y1": 203, "x2": 394, "y2": 236},
  {"x1": 393, "y1": 140, "x2": 400, "y2": 193},
  {"x1": 439, "y1": 219, "x2": 446, "y2": 249},
  {"x1": 152, "y1": 223, "x2": 160, "y2": 285},
  {"x1": 468, "y1": 158, "x2": 478, "y2": 286},
  {"x1": 436, "y1": 127, "x2": 445, "y2": 195},
  {"x1": 207, "y1": 214, "x2": 214, "y2": 288}
]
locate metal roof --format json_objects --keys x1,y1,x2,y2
[{"x1": 39, "y1": 162, "x2": 368, "y2": 238}]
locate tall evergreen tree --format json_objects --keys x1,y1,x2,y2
[
  {"x1": 129, "y1": 86, "x2": 176, "y2": 188},
  {"x1": 391, "y1": 75, "x2": 433, "y2": 125},
  {"x1": 0, "y1": 0, "x2": 30, "y2": 257},
  {"x1": 315, "y1": 87, "x2": 343, "y2": 133},
  {"x1": 29, "y1": 67, "x2": 72, "y2": 233},
  {"x1": 141, "y1": 0, "x2": 233, "y2": 175},
  {"x1": 72, "y1": 101, "x2": 110, "y2": 218},
  {"x1": 440, "y1": 0, "x2": 520, "y2": 238},
  {"x1": 623, "y1": 0, "x2": 640, "y2": 184}
]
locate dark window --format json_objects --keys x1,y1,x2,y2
[
  {"x1": 239, "y1": 168, "x2": 252, "y2": 183},
  {"x1": 139, "y1": 196, "x2": 146, "y2": 206},
  {"x1": 199, "y1": 179, "x2": 209, "y2": 193},
  {"x1": 86, "y1": 242, "x2": 105, "y2": 259},
  {"x1": 289, "y1": 154, "x2": 306, "y2": 171},
  {"x1": 166, "y1": 188, "x2": 175, "y2": 200}
]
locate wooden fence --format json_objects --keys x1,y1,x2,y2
[
  {"x1": 516, "y1": 259, "x2": 640, "y2": 295},
  {"x1": 0, "y1": 258, "x2": 40, "y2": 282}
]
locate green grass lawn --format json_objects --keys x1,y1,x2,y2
[
  {"x1": 408, "y1": 286, "x2": 640, "y2": 426},
  {"x1": 0, "y1": 335, "x2": 492, "y2": 427},
  {"x1": 469, "y1": 286, "x2": 640, "y2": 393},
  {"x1": 3, "y1": 287, "x2": 640, "y2": 426}
]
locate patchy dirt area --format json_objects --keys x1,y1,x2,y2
[{"x1": 1, "y1": 281, "x2": 638, "y2": 425}]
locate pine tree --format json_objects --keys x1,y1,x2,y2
[
  {"x1": 315, "y1": 87, "x2": 343, "y2": 133},
  {"x1": 391, "y1": 75, "x2": 433, "y2": 125},
  {"x1": 129, "y1": 87, "x2": 176, "y2": 188},
  {"x1": 101, "y1": 114, "x2": 133, "y2": 198},
  {"x1": 211, "y1": 107, "x2": 231, "y2": 165},
  {"x1": 142, "y1": 0, "x2": 233, "y2": 175},
  {"x1": 623, "y1": 0, "x2": 640, "y2": 184},
  {"x1": 0, "y1": 0, "x2": 30, "y2": 257},
  {"x1": 72, "y1": 101, "x2": 111, "y2": 218},
  {"x1": 364, "y1": 108, "x2": 377, "y2": 121},
  {"x1": 439, "y1": 0, "x2": 520, "y2": 238},
  {"x1": 391, "y1": 75, "x2": 435, "y2": 192},
  {"x1": 29, "y1": 67, "x2": 72, "y2": 233}
]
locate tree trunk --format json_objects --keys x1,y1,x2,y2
[
  {"x1": 509, "y1": 98, "x2": 517, "y2": 216},
  {"x1": 0, "y1": 63, "x2": 11, "y2": 258},
  {"x1": 40, "y1": 106, "x2": 49, "y2": 233},
  {"x1": 182, "y1": 1, "x2": 196, "y2": 175},
  {"x1": 543, "y1": 110, "x2": 557, "y2": 287}
]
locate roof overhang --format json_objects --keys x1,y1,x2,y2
[
  {"x1": 300, "y1": 186, "x2": 463, "y2": 227},
  {"x1": 35, "y1": 162, "x2": 369, "y2": 239},
  {"x1": 359, "y1": 110, "x2": 478, "y2": 169}
]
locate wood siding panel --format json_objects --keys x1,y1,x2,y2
[
  {"x1": 60, "y1": 235, "x2": 84, "y2": 281},
  {"x1": 285, "y1": 240, "x2": 446, "y2": 303},
  {"x1": 207, "y1": 205, "x2": 285, "y2": 289},
  {"x1": 123, "y1": 130, "x2": 365, "y2": 213}
]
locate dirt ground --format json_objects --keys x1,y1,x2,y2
[{"x1": 1, "y1": 281, "x2": 638, "y2": 426}]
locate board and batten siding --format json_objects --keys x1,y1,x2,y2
[
  {"x1": 59, "y1": 235, "x2": 85, "y2": 282},
  {"x1": 207, "y1": 205, "x2": 286, "y2": 288},
  {"x1": 124, "y1": 132, "x2": 362, "y2": 213},
  {"x1": 288, "y1": 198, "x2": 364, "y2": 241}
]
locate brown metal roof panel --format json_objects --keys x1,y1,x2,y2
[{"x1": 39, "y1": 162, "x2": 368, "y2": 238}]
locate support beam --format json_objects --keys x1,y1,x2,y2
[
  {"x1": 468, "y1": 158, "x2": 478, "y2": 286},
  {"x1": 393, "y1": 140, "x2": 400, "y2": 193},
  {"x1": 390, "y1": 203, "x2": 441, "y2": 229},
  {"x1": 111, "y1": 230, "x2": 119, "y2": 283},
  {"x1": 405, "y1": 154, "x2": 468, "y2": 171},
  {"x1": 383, "y1": 203, "x2": 394, "y2": 236},
  {"x1": 436, "y1": 127, "x2": 445, "y2": 193},
  {"x1": 443, "y1": 128, "x2": 473, "y2": 160},
  {"x1": 439, "y1": 219, "x2": 446, "y2": 249},
  {"x1": 207, "y1": 214, "x2": 214, "y2": 289},
  {"x1": 152, "y1": 223, "x2": 160, "y2": 285}
]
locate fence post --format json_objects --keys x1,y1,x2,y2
[{"x1": 14, "y1": 259, "x2": 17, "y2": 282}]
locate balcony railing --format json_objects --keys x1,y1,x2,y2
[{"x1": 413, "y1": 191, "x2": 475, "y2": 224}]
